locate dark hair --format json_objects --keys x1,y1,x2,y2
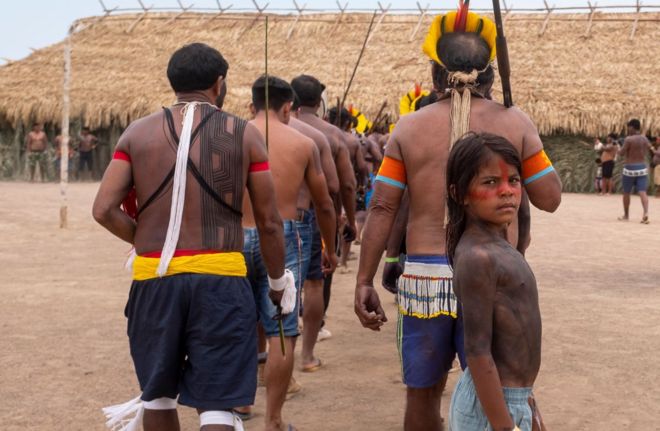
[
  {"x1": 445, "y1": 132, "x2": 521, "y2": 265},
  {"x1": 608, "y1": 133, "x2": 618, "y2": 140},
  {"x1": 433, "y1": 33, "x2": 494, "y2": 94},
  {"x1": 291, "y1": 75, "x2": 326, "y2": 108},
  {"x1": 596, "y1": 158, "x2": 602, "y2": 164},
  {"x1": 251, "y1": 75, "x2": 295, "y2": 112},
  {"x1": 167, "y1": 43, "x2": 229, "y2": 93},
  {"x1": 415, "y1": 92, "x2": 438, "y2": 111},
  {"x1": 327, "y1": 107, "x2": 353, "y2": 129},
  {"x1": 627, "y1": 119, "x2": 641, "y2": 131}
]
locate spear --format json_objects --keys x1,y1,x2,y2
[
  {"x1": 367, "y1": 100, "x2": 388, "y2": 133},
  {"x1": 264, "y1": 15, "x2": 286, "y2": 358},
  {"x1": 338, "y1": 10, "x2": 378, "y2": 123},
  {"x1": 492, "y1": 0, "x2": 513, "y2": 107}
]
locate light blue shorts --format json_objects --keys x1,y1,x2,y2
[
  {"x1": 243, "y1": 221, "x2": 302, "y2": 338},
  {"x1": 449, "y1": 368, "x2": 533, "y2": 431}
]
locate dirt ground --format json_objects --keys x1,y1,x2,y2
[{"x1": 1, "y1": 182, "x2": 659, "y2": 431}]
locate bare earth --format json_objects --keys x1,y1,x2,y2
[{"x1": 1, "y1": 182, "x2": 658, "y2": 431}]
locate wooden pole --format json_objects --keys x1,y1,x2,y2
[
  {"x1": 60, "y1": 27, "x2": 73, "y2": 229},
  {"x1": 583, "y1": 1, "x2": 597, "y2": 38},
  {"x1": 339, "y1": 10, "x2": 378, "y2": 118},
  {"x1": 265, "y1": 15, "x2": 270, "y2": 151},
  {"x1": 493, "y1": 0, "x2": 514, "y2": 107},
  {"x1": 409, "y1": 2, "x2": 430, "y2": 42},
  {"x1": 630, "y1": 0, "x2": 642, "y2": 40}
]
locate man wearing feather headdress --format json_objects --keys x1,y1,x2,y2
[{"x1": 355, "y1": 2, "x2": 561, "y2": 429}]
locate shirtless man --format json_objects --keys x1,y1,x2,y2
[
  {"x1": 54, "y1": 131, "x2": 74, "y2": 180},
  {"x1": 78, "y1": 127, "x2": 97, "y2": 180},
  {"x1": 653, "y1": 139, "x2": 660, "y2": 198},
  {"x1": 93, "y1": 43, "x2": 287, "y2": 431},
  {"x1": 619, "y1": 119, "x2": 653, "y2": 223},
  {"x1": 291, "y1": 75, "x2": 357, "y2": 370},
  {"x1": 355, "y1": 11, "x2": 561, "y2": 431},
  {"x1": 601, "y1": 133, "x2": 618, "y2": 195},
  {"x1": 327, "y1": 106, "x2": 370, "y2": 269},
  {"x1": 242, "y1": 76, "x2": 337, "y2": 431},
  {"x1": 25, "y1": 123, "x2": 49, "y2": 181}
]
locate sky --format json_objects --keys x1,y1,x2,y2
[{"x1": 0, "y1": 0, "x2": 643, "y2": 63}]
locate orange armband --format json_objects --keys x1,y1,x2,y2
[
  {"x1": 522, "y1": 150, "x2": 554, "y2": 185},
  {"x1": 375, "y1": 156, "x2": 407, "y2": 189}
]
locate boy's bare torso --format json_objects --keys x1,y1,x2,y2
[{"x1": 454, "y1": 231, "x2": 542, "y2": 387}]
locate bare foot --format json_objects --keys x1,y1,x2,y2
[{"x1": 301, "y1": 357, "x2": 323, "y2": 372}]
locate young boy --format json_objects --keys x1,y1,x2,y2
[{"x1": 446, "y1": 133, "x2": 542, "y2": 431}]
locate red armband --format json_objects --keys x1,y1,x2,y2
[
  {"x1": 249, "y1": 161, "x2": 270, "y2": 173},
  {"x1": 113, "y1": 150, "x2": 131, "y2": 163}
]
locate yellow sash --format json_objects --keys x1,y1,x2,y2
[{"x1": 133, "y1": 252, "x2": 247, "y2": 281}]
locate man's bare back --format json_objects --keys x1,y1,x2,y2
[
  {"x1": 243, "y1": 116, "x2": 322, "y2": 226},
  {"x1": 289, "y1": 116, "x2": 340, "y2": 208},
  {"x1": 453, "y1": 230, "x2": 541, "y2": 387},
  {"x1": 117, "y1": 104, "x2": 260, "y2": 254},
  {"x1": 388, "y1": 97, "x2": 556, "y2": 255},
  {"x1": 621, "y1": 134, "x2": 652, "y2": 164}
]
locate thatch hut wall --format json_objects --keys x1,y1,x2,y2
[{"x1": 0, "y1": 11, "x2": 657, "y2": 186}]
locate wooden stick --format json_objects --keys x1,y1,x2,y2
[
  {"x1": 502, "y1": 0, "x2": 513, "y2": 25},
  {"x1": 368, "y1": 2, "x2": 391, "y2": 44},
  {"x1": 237, "y1": 0, "x2": 269, "y2": 40},
  {"x1": 493, "y1": 0, "x2": 513, "y2": 107},
  {"x1": 265, "y1": 15, "x2": 270, "y2": 150},
  {"x1": 126, "y1": 0, "x2": 153, "y2": 33},
  {"x1": 330, "y1": 1, "x2": 348, "y2": 35},
  {"x1": 287, "y1": 0, "x2": 306, "y2": 40},
  {"x1": 539, "y1": 0, "x2": 555, "y2": 36},
  {"x1": 369, "y1": 100, "x2": 388, "y2": 133},
  {"x1": 60, "y1": 26, "x2": 73, "y2": 229},
  {"x1": 630, "y1": 0, "x2": 642, "y2": 40},
  {"x1": 583, "y1": 0, "x2": 597, "y2": 38},
  {"x1": 339, "y1": 10, "x2": 378, "y2": 118},
  {"x1": 409, "y1": 2, "x2": 430, "y2": 42},
  {"x1": 165, "y1": 0, "x2": 195, "y2": 26}
]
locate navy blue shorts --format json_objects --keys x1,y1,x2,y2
[
  {"x1": 306, "y1": 210, "x2": 324, "y2": 281},
  {"x1": 296, "y1": 209, "x2": 314, "y2": 282},
  {"x1": 125, "y1": 273, "x2": 257, "y2": 410}
]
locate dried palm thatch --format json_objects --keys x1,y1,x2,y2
[{"x1": 0, "y1": 12, "x2": 658, "y2": 136}]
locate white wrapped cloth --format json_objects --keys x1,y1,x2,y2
[{"x1": 268, "y1": 269, "x2": 296, "y2": 314}]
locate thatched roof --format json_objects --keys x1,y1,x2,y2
[{"x1": 0, "y1": 12, "x2": 658, "y2": 136}]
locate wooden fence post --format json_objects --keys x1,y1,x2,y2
[
  {"x1": 583, "y1": 1, "x2": 597, "y2": 38},
  {"x1": 630, "y1": 0, "x2": 643, "y2": 40},
  {"x1": 287, "y1": 0, "x2": 307, "y2": 40},
  {"x1": 409, "y1": 2, "x2": 430, "y2": 42},
  {"x1": 126, "y1": 0, "x2": 153, "y2": 33},
  {"x1": 539, "y1": 0, "x2": 555, "y2": 36}
]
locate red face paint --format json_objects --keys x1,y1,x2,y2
[
  {"x1": 496, "y1": 159, "x2": 522, "y2": 197},
  {"x1": 468, "y1": 157, "x2": 522, "y2": 204}
]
